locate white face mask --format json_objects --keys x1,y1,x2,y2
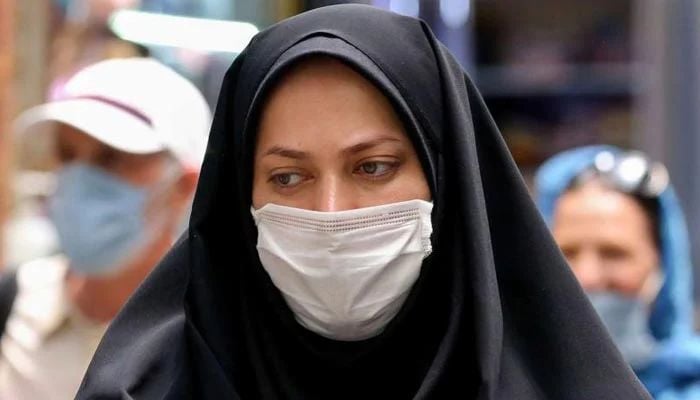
[{"x1": 251, "y1": 199, "x2": 433, "y2": 341}]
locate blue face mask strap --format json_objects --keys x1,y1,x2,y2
[
  {"x1": 144, "y1": 157, "x2": 184, "y2": 207},
  {"x1": 141, "y1": 156, "x2": 192, "y2": 243}
]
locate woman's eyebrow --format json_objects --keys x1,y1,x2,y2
[
  {"x1": 342, "y1": 137, "x2": 402, "y2": 155},
  {"x1": 262, "y1": 137, "x2": 402, "y2": 159},
  {"x1": 263, "y1": 146, "x2": 309, "y2": 159}
]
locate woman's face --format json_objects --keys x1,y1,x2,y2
[
  {"x1": 552, "y1": 182, "x2": 660, "y2": 297},
  {"x1": 252, "y1": 57, "x2": 430, "y2": 211}
]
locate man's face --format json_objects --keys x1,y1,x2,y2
[{"x1": 51, "y1": 123, "x2": 196, "y2": 322}]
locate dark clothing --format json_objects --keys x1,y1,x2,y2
[{"x1": 76, "y1": 5, "x2": 651, "y2": 399}]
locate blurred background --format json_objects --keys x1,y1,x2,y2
[{"x1": 1, "y1": 0, "x2": 699, "y2": 303}]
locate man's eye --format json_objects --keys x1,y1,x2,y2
[
  {"x1": 94, "y1": 149, "x2": 119, "y2": 168},
  {"x1": 272, "y1": 173, "x2": 303, "y2": 187},
  {"x1": 56, "y1": 144, "x2": 76, "y2": 164}
]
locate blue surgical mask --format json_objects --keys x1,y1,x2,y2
[
  {"x1": 588, "y1": 292, "x2": 658, "y2": 369},
  {"x1": 48, "y1": 162, "x2": 149, "y2": 276}
]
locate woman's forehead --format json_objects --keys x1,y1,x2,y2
[
  {"x1": 256, "y1": 56, "x2": 410, "y2": 148},
  {"x1": 257, "y1": 55, "x2": 384, "y2": 112},
  {"x1": 555, "y1": 185, "x2": 655, "y2": 236},
  {"x1": 267, "y1": 55, "x2": 357, "y2": 85}
]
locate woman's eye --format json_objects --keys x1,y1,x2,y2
[
  {"x1": 600, "y1": 246, "x2": 629, "y2": 262},
  {"x1": 357, "y1": 161, "x2": 395, "y2": 177},
  {"x1": 560, "y1": 247, "x2": 578, "y2": 262},
  {"x1": 271, "y1": 172, "x2": 303, "y2": 187}
]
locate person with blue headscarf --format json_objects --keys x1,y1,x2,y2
[{"x1": 536, "y1": 145, "x2": 700, "y2": 399}]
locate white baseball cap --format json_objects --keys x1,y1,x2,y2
[{"x1": 15, "y1": 57, "x2": 212, "y2": 168}]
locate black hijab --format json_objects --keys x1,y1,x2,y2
[{"x1": 77, "y1": 5, "x2": 651, "y2": 399}]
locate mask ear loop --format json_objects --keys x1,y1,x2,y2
[
  {"x1": 143, "y1": 156, "x2": 189, "y2": 236},
  {"x1": 639, "y1": 267, "x2": 665, "y2": 307}
]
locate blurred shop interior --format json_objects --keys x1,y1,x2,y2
[{"x1": 1, "y1": 0, "x2": 700, "y2": 299}]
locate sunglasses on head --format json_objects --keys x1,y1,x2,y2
[{"x1": 579, "y1": 150, "x2": 669, "y2": 198}]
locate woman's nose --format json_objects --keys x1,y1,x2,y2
[
  {"x1": 315, "y1": 175, "x2": 355, "y2": 212},
  {"x1": 571, "y1": 251, "x2": 607, "y2": 291}
]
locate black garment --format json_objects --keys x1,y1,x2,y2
[
  {"x1": 0, "y1": 269, "x2": 18, "y2": 340},
  {"x1": 76, "y1": 5, "x2": 651, "y2": 399}
]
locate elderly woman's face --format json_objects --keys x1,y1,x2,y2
[
  {"x1": 552, "y1": 182, "x2": 660, "y2": 297},
  {"x1": 252, "y1": 57, "x2": 430, "y2": 211}
]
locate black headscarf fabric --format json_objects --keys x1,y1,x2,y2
[{"x1": 76, "y1": 5, "x2": 651, "y2": 399}]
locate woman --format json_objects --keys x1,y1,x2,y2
[
  {"x1": 76, "y1": 5, "x2": 650, "y2": 399},
  {"x1": 536, "y1": 145, "x2": 700, "y2": 400}
]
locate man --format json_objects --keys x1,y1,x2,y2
[{"x1": 0, "y1": 57, "x2": 211, "y2": 399}]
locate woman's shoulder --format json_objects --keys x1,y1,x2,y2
[{"x1": 638, "y1": 336, "x2": 700, "y2": 399}]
